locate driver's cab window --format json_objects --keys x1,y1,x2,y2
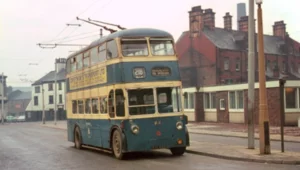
[
  {"x1": 108, "y1": 90, "x2": 115, "y2": 118},
  {"x1": 156, "y1": 87, "x2": 173, "y2": 113}
]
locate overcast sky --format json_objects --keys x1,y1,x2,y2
[{"x1": 1, "y1": 0, "x2": 299, "y2": 87}]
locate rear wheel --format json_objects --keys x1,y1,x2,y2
[
  {"x1": 170, "y1": 147, "x2": 186, "y2": 156},
  {"x1": 74, "y1": 127, "x2": 82, "y2": 149},
  {"x1": 112, "y1": 129, "x2": 124, "y2": 160}
]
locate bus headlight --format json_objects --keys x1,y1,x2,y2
[
  {"x1": 131, "y1": 125, "x2": 139, "y2": 134},
  {"x1": 176, "y1": 121, "x2": 183, "y2": 130}
]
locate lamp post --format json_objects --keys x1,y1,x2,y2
[{"x1": 256, "y1": 0, "x2": 271, "y2": 154}]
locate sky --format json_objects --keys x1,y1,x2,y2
[{"x1": 1, "y1": 0, "x2": 299, "y2": 87}]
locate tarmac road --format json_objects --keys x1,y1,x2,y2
[{"x1": 0, "y1": 123, "x2": 299, "y2": 170}]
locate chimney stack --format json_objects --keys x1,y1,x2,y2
[
  {"x1": 238, "y1": 16, "x2": 249, "y2": 32},
  {"x1": 223, "y1": 12, "x2": 232, "y2": 30},
  {"x1": 273, "y1": 21, "x2": 286, "y2": 38},
  {"x1": 55, "y1": 58, "x2": 67, "y2": 73},
  {"x1": 203, "y1": 8, "x2": 215, "y2": 29},
  {"x1": 189, "y1": 6, "x2": 203, "y2": 37}
]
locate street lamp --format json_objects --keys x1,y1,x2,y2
[{"x1": 256, "y1": 0, "x2": 271, "y2": 154}]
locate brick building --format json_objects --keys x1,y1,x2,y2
[{"x1": 176, "y1": 6, "x2": 300, "y2": 126}]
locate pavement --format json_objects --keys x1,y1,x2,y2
[
  {"x1": 39, "y1": 120, "x2": 300, "y2": 165},
  {"x1": 187, "y1": 122, "x2": 300, "y2": 143}
]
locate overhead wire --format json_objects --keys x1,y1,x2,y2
[{"x1": 15, "y1": 0, "x2": 108, "y2": 84}]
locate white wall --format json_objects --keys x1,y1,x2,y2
[{"x1": 26, "y1": 81, "x2": 66, "y2": 111}]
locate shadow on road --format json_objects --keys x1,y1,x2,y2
[{"x1": 68, "y1": 145, "x2": 183, "y2": 161}]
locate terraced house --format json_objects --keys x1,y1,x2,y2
[
  {"x1": 25, "y1": 58, "x2": 67, "y2": 121},
  {"x1": 176, "y1": 5, "x2": 300, "y2": 126}
]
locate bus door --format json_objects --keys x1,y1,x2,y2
[
  {"x1": 108, "y1": 89, "x2": 125, "y2": 118},
  {"x1": 108, "y1": 89, "x2": 115, "y2": 118}
]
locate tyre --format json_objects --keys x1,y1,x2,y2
[
  {"x1": 170, "y1": 147, "x2": 186, "y2": 156},
  {"x1": 112, "y1": 129, "x2": 124, "y2": 160},
  {"x1": 74, "y1": 126, "x2": 82, "y2": 149}
]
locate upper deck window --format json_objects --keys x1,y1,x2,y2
[
  {"x1": 76, "y1": 54, "x2": 83, "y2": 70},
  {"x1": 121, "y1": 38, "x2": 148, "y2": 56},
  {"x1": 150, "y1": 38, "x2": 175, "y2": 56},
  {"x1": 106, "y1": 40, "x2": 118, "y2": 59}
]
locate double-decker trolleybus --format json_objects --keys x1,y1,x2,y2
[{"x1": 65, "y1": 28, "x2": 190, "y2": 159}]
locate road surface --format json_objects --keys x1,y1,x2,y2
[{"x1": 0, "y1": 123, "x2": 299, "y2": 170}]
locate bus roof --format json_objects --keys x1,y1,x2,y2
[{"x1": 67, "y1": 28, "x2": 173, "y2": 60}]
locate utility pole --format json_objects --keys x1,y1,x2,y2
[
  {"x1": 1, "y1": 72, "x2": 4, "y2": 125},
  {"x1": 42, "y1": 84, "x2": 45, "y2": 124},
  {"x1": 247, "y1": 0, "x2": 255, "y2": 149},
  {"x1": 256, "y1": 0, "x2": 271, "y2": 154},
  {"x1": 54, "y1": 59, "x2": 57, "y2": 125},
  {"x1": 100, "y1": 29, "x2": 103, "y2": 38}
]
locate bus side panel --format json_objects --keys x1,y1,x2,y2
[
  {"x1": 123, "y1": 116, "x2": 187, "y2": 152},
  {"x1": 67, "y1": 118, "x2": 124, "y2": 149},
  {"x1": 67, "y1": 119, "x2": 88, "y2": 144}
]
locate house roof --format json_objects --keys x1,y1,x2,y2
[
  {"x1": 8, "y1": 90, "x2": 31, "y2": 100},
  {"x1": 179, "y1": 27, "x2": 287, "y2": 55},
  {"x1": 32, "y1": 68, "x2": 66, "y2": 85}
]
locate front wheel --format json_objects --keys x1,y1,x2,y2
[
  {"x1": 112, "y1": 129, "x2": 124, "y2": 160},
  {"x1": 74, "y1": 127, "x2": 82, "y2": 149},
  {"x1": 170, "y1": 147, "x2": 186, "y2": 156}
]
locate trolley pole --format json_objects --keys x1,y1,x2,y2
[{"x1": 247, "y1": 0, "x2": 255, "y2": 149}]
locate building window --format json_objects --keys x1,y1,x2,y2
[
  {"x1": 229, "y1": 91, "x2": 236, "y2": 109},
  {"x1": 237, "y1": 91, "x2": 244, "y2": 109},
  {"x1": 59, "y1": 94, "x2": 63, "y2": 104},
  {"x1": 188, "y1": 93, "x2": 194, "y2": 109},
  {"x1": 204, "y1": 92, "x2": 216, "y2": 109},
  {"x1": 266, "y1": 60, "x2": 271, "y2": 70},
  {"x1": 48, "y1": 83, "x2": 53, "y2": 91},
  {"x1": 184, "y1": 94, "x2": 188, "y2": 109},
  {"x1": 35, "y1": 86, "x2": 40, "y2": 93},
  {"x1": 49, "y1": 95, "x2": 53, "y2": 104},
  {"x1": 282, "y1": 61, "x2": 286, "y2": 72},
  {"x1": 285, "y1": 88, "x2": 298, "y2": 109},
  {"x1": 58, "y1": 82, "x2": 62, "y2": 90},
  {"x1": 235, "y1": 59, "x2": 240, "y2": 71},
  {"x1": 224, "y1": 58, "x2": 229, "y2": 70},
  {"x1": 219, "y1": 99, "x2": 225, "y2": 110},
  {"x1": 229, "y1": 91, "x2": 244, "y2": 110},
  {"x1": 34, "y1": 96, "x2": 38, "y2": 106}
]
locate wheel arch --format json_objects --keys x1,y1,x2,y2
[{"x1": 109, "y1": 125, "x2": 128, "y2": 152}]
